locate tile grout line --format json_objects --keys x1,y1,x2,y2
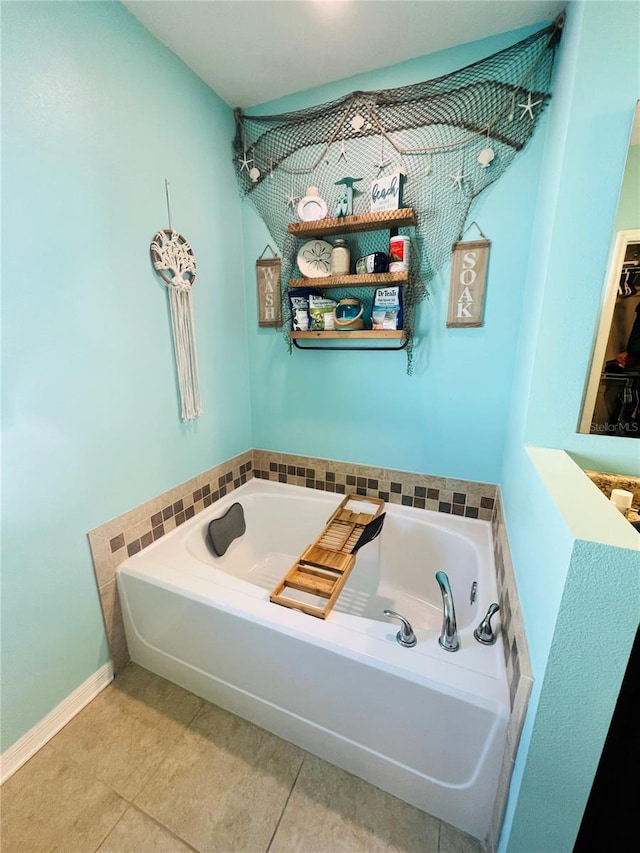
[
  {"x1": 123, "y1": 695, "x2": 208, "y2": 806},
  {"x1": 83, "y1": 696, "x2": 207, "y2": 853},
  {"x1": 92, "y1": 803, "x2": 201, "y2": 853},
  {"x1": 65, "y1": 675, "x2": 208, "y2": 821},
  {"x1": 89, "y1": 801, "x2": 130, "y2": 853},
  {"x1": 264, "y1": 752, "x2": 307, "y2": 853},
  {"x1": 140, "y1": 804, "x2": 202, "y2": 853}
]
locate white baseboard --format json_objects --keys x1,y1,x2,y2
[{"x1": 0, "y1": 661, "x2": 114, "y2": 784}]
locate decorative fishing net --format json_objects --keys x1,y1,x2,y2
[{"x1": 233, "y1": 16, "x2": 564, "y2": 371}]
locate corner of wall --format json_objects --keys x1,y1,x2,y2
[{"x1": 497, "y1": 2, "x2": 640, "y2": 844}]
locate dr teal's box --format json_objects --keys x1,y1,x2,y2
[{"x1": 372, "y1": 286, "x2": 403, "y2": 330}]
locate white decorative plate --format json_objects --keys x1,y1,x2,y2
[
  {"x1": 297, "y1": 186, "x2": 328, "y2": 222},
  {"x1": 297, "y1": 240, "x2": 333, "y2": 277}
]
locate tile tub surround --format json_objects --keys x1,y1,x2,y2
[
  {"x1": 252, "y1": 449, "x2": 498, "y2": 520},
  {"x1": 88, "y1": 450, "x2": 254, "y2": 672},
  {"x1": 89, "y1": 448, "x2": 499, "y2": 672},
  {"x1": 486, "y1": 490, "x2": 533, "y2": 853}
]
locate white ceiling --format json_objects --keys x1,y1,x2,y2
[{"x1": 123, "y1": 0, "x2": 565, "y2": 108}]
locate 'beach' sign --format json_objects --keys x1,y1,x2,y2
[{"x1": 370, "y1": 169, "x2": 405, "y2": 213}]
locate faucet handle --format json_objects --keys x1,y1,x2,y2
[
  {"x1": 474, "y1": 603, "x2": 500, "y2": 645},
  {"x1": 383, "y1": 610, "x2": 417, "y2": 648}
]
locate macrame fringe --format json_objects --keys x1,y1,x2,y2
[{"x1": 167, "y1": 284, "x2": 202, "y2": 420}]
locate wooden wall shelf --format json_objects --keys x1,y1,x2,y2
[
  {"x1": 287, "y1": 208, "x2": 413, "y2": 353},
  {"x1": 288, "y1": 208, "x2": 416, "y2": 238},
  {"x1": 290, "y1": 330, "x2": 404, "y2": 340},
  {"x1": 289, "y1": 271, "x2": 408, "y2": 289}
]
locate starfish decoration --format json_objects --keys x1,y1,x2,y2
[
  {"x1": 337, "y1": 140, "x2": 348, "y2": 164},
  {"x1": 286, "y1": 186, "x2": 300, "y2": 209},
  {"x1": 449, "y1": 171, "x2": 469, "y2": 192},
  {"x1": 517, "y1": 92, "x2": 543, "y2": 120},
  {"x1": 238, "y1": 149, "x2": 253, "y2": 173},
  {"x1": 374, "y1": 143, "x2": 391, "y2": 175}
]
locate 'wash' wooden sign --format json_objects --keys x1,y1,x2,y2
[
  {"x1": 446, "y1": 239, "x2": 491, "y2": 327},
  {"x1": 256, "y1": 254, "x2": 281, "y2": 327}
]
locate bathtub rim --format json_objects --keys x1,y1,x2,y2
[{"x1": 118, "y1": 479, "x2": 509, "y2": 716}]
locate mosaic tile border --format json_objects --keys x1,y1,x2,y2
[
  {"x1": 491, "y1": 493, "x2": 533, "y2": 714},
  {"x1": 88, "y1": 450, "x2": 253, "y2": 671},
  {"x1": 486, "y1": 490, "x2": 533, "y2": 853},
  {"x1": 253, "y1": 449, "x2": 497, "y2": 520}
]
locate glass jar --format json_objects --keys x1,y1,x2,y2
[{"x1": 330, "y1": 238, "x2": 350, "y2": 276}]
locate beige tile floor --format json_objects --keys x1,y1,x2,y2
[{"x1": 1, "y1": 664, "x2": 484, "y2": 853}]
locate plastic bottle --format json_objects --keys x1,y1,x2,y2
[{"x1": 389, "y1": 235, "x2": 409, "y2": 273}]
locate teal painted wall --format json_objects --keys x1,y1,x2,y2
[
  {"x1": 508, "y1": 537, "x2": 639, "y2": 851},
  {"x1": 2, "y1": 8, "x2": 637, "y2": 853},
  {"x1": 243, "y1": 26, "x2": 548, "y2": 485},
  {"x1": 523, "y1": 1, "x2": 640, "y2": 475},
  {"x1": 499, "y1": 3, "x2": 640, "y2": 850},
  {"x1": 1, "y1": 1, "x2": 250, "y2": 751}
]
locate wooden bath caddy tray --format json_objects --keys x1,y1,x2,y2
[{"x1": 270, "y1": 494, "x2": 385, "y2": 619}]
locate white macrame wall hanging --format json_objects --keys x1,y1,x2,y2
[{"x1": 150, "y1": 227, "x2": 202, "y2": 420}]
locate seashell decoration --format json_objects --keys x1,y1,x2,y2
[{"x1": 477, "y1": 147, "x2": 495, "y2": 168}]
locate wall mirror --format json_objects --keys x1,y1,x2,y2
[{"x1": 579, "y1": 102, "x2": 640, "y2": 438}]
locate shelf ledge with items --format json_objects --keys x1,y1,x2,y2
[
  {"x1": 289, "y1": 271, "x2": 408, "y2": 290},
  {"x1": 288, "y1": 208, "x2": 416, "y2": 239}
]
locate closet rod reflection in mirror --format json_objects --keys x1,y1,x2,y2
[
  {"x1": 579, "y1": 231, "x2": 640, "y2": 437},
  {"x1": 579, "y1": 101, "x2": 640, "y2": 439}
]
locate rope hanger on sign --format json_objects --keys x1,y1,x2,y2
[{"x1": 150, "y1": 180, "x2": 202, "y2": 420}]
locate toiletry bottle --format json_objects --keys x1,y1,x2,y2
[
  {"x1": 389, "y1": 235, "x2": 409, "y2": 273},
  {"x1": 610, "y1": 488, "x2": 633, "y2": 516}
]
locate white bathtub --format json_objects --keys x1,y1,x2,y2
[{"x1": 118, "y1": 479, "x2": 509, "y2": 840}]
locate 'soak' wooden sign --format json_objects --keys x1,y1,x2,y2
[{"x1": 446, "y1": 239, "x2": 491, "y2": 327}]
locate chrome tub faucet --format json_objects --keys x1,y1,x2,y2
[
  {"x1": 474, "y1": 603, "x2": 500, "y2": 645},
  {"x1": 435, "y1": 571, "x2": 459, "y2": 652},
  {"x1": 384, "y1": 609, "x2": 417, "y2": 647}
]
